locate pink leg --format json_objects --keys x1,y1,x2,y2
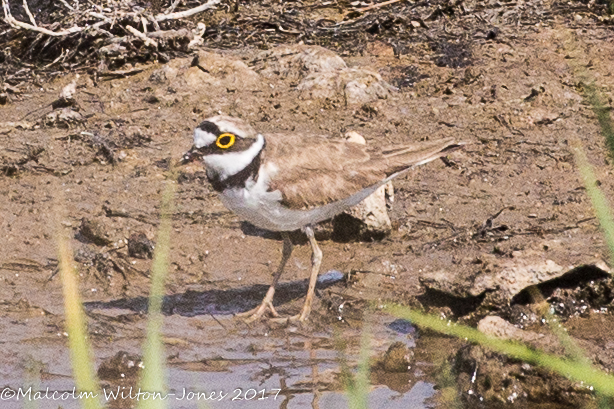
[
  {"x1": 272, "y1": 226, "x2": 322, "y2": 323},
  {"x1": 237, "y1": 232, "x2": 293, "y2": 323}
]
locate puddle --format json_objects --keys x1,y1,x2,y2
[
  {"x1": 0, "y1": 310, "x2": 436, "y2": 409},
  {"x1": 157, "y1": 365, "x2": 435, "y2": 409},
  {"x1": 0, "y1": 369, "x2": 435, "y2": 409}
]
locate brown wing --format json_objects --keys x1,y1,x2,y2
[{"x1": 263, "y1": 133, "x2": 461, "y2": 209}]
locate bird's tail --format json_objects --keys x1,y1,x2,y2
[{"x1": 381, "y1": 138, "x2": 465, "y2": 173}]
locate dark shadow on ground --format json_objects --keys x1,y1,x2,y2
[
  {"x1": 416, "y1": 288, "x2": 486, "y2": 317},
  {"x1": 84, "y1": 271, "x2": 345, "y2": 317}
]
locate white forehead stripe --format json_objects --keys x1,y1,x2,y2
[
  {"x1": 194, "y1": 128, "x2": 217, "y2": 148},
  {"x1": 203, "y1": 134, "x2": 265, "y2": 180}
]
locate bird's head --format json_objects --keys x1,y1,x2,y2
[
  {"x1": 181, "y1": 115, "x2": 265, "y2": 183},
  {"x1": 182, "y1": 115, "x2": 258, "y2": 162}
]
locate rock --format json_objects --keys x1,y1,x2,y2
[
  {"x1": 149, "y1": 68, "x2": 168, "y2": 84},
  {"x1": 150, "y1": 61, "x2": 180, "y2": 84},
  {"x1": 477, "y1": 315, "x2": 573, "y2": 355},
  {"x1": 344, "y1": 131, "x2": 366, "y2": 145},
  {"x1": 477, "y1": 316, "x2": 542, "y2": 343},
  {"x1": 333, "y1": 186, "x2": 392, "y2": 241},
  {"x1": 254, "y1": 44, "x2": 347, "y2": 81},
  {"x1": 473, "y1": 258, "x2": 564, "y2": 304},
  {"x1": 44, "y1": 107, "x2": 83, "y2": 128},
  {"x1": 97, "y1": 351, "x2": 142, "y2": 382},
  {"x1": 79, "y1": 217, "x2": 113, "y2": 246},
  {"x1": 298, "y1": 68, "x2": 394, "y2": 105},
  {"x1": 128, "y1": 232, "x2": 155, "y2": 259},
  {"x1": 453, "y1": 343, "x2": 592, "y2": 407},
  {"x1": 378, "y1": 341, "x2": 414, "y2": 372},
  {"x1": 254, "y1": 44, "x2": 395, "y2": 105},
  {"x1": 331, "y1": 131, "x2": 392, "y2": 241},
  {"x1": 420, "y1": 244, "x2": 614, "y2": 318},
  {"x1": 0, "y1": 121, "x2": 35, "y2": 132},
  {"x1": 184, "y1": 51, "x2": 261, "y2": 91},
  {"x1": 52, "y1": 76, "x2": 78, "y2": 109},
  {"x1": 421, "y1": 255, "x2": 565, "y2": 307}
]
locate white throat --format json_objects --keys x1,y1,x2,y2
[{"x1": 203, "y1": 134, "x2": 265, "y2": 180}]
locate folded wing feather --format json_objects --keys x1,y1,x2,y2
[{"x1": 263, "y1": 133, "x2": 462, "y2": 210}]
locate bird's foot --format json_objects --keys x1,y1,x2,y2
[
  {"x1": 269, "y1": 307, "x2": 311, "y2": 324},
  {"x1": 236, "y1": 300, "x2": 279, "y2": 323}
]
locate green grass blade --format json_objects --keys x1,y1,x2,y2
[
  {"x1": 383, "y1": 305, "x2": 614, "y2": 397},
  {"x1": 572, "y1": 140, "x2": 614, "y2": 265},
  {"x1": 57, "y1": 215, "x2": 103, "y2": 409},
  {"x1": 584, "y1": 83, "x2": 614, "y2": 158},
  {"x1": 136, "y1": 180, "x2": 176, "y2": 409},
  {"x1": 347, "y1": 321, "x2": 371, "y2": 409}
]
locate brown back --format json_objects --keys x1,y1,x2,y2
[{"x1": 264, "y1": 133, "x2": 460, "y2": 209}]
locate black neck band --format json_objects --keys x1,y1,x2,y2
[{"x1": 208, "y1": 150, "x2": 263, "y2": 192}]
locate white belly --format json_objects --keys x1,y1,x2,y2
[
  {"x1": 218, "y1": 172, "x2": 392, "y2": 232},
  {"x1": 219, "y1": 187, "x2": 309, "y2": 232}
]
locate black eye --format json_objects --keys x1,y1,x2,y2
[{"x1": 216, "y1": 133, "x2": 236, "y2": 149}]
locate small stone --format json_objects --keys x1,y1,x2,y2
[
  {"x1": 52, "y1": 77, "x2": 78, "y2": 109},
  {"x1": 45, "y1": 108, "x2": 83, "y2": 128},
  {"x1": 379, "y1": 341, "x2": 414, "y2": 372},
  {"x1": 128, "y1": 233, "x2": 155, "y2": 259},
  {"x1": 97, "y1": 351, "x2": 143, "y2": 381},
  {"x1": 79, "y1": 218, "x2": 112, "y2": 246},
  {"x1": 331, "y1": 131, "x2": 392, "y2": 241},
  {"x1": 345, "y1": 130, "x2": 366, "y2": 145},
  {"x1": 149, "y1": 69, "x2": 168, "y2": 84},
  {"x1": 477, "y1": 316, "x2": 521, "y2": 340}
]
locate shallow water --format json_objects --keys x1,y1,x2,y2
[{"x1": 0, "y1": 300, "x2": 434, "y2": 409}]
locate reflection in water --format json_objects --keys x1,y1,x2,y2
[
  {"x1": 1, "y1": 329, "x2": 433, "y2": 409},
  {"x1": 156, "y1": 320, "x2": 431, "y2": 409}
]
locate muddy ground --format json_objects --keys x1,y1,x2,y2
[{"x1": 2, "y1": 0, "x2": 614, "y2": 407}]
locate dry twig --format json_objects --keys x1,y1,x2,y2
[
  {"x1": 165, "y1": 0, "x2": 183, "y2": 15},
  {"x1": 155, "y1": 0, "x2": 221, "y2": 22},
  {"x1": 3, "y1": 0, "x2": 108, "y2": 36},
  {"x1": 21, "y1": 0, "x2": 36, "y2": 26},
  {"x1": 58, "y1": 0, "x2": 75, "y2": 11},
  {"x1": 354, "y1": 0, "x2": 406, "y2": 13},
  {"x1": 126, "y1": 25, "x2": 158, "y2": 48},
  {"x1": 2, "y1": 0, "x2": 221, "y2": 36}
]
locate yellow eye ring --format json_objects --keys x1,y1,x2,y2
[{"x1": 216, "y1": 133, "x2": 235, "y2": 149}]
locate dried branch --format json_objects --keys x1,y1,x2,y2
[
  {"x1": 125, "y1": 25, "x2": 158, "y2": 48},
  {"x1": 354, "y1": 0, "x2": 406, "y2": 13},
  {"x1": 154, "y1": 0, "x2": 221, "y2": 22},
  {"x1": 140, "y1": 16, "x2": 148, "y2": 33},
  {"x1": 21, "y1": 0, "x2": 36, "y2": 26},
  {"x1": 165, "y1": 0, "x2": 183, "y2": 15},
  {"x1": 3, "y1": 0, "x2": 108, "y2": 36},
  {"x1": 2, "y1": 0, "x2": 221, "y2": 37},
  {"x1": 58, "y1": 0, "x2": 75, "y2": 11},
  {"x1": 88, "y1": 11, "x2": 112, "y2": 24}
]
